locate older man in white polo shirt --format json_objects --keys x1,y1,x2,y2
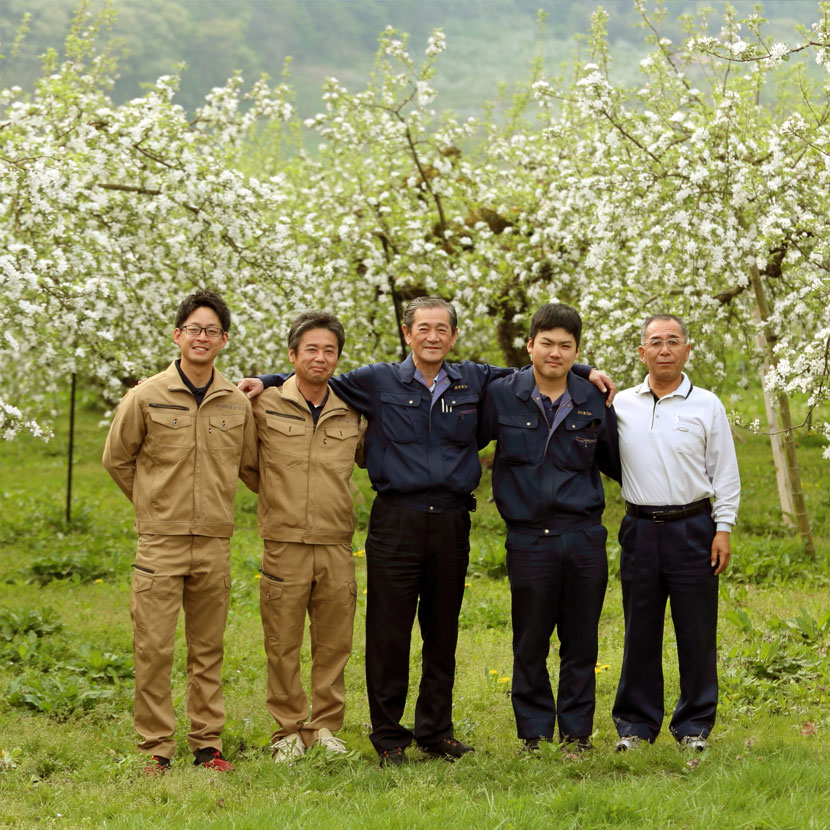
[{"x1": 611, "y1": 314, "x2": 740, "y2": 752}]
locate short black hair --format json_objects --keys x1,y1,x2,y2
[
  {"x1": 288, "y1": 311, "x2": 346, "y2": 356},
  {"x1": 402, "y1": 296, "x2": 458, "y2": 332},
  {"x1": 641, "y1": 314, "x2": 688, "y2": 342},
  {"x1": 175, "y1": 289, "x2": 231, "y2": 332},
  {"x1": 528, "y1": 303, "x2": 582, "y2": 348}
]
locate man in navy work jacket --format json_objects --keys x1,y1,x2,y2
[
  {"x1": 479, "y1": 303, "x2": 620, "y2": 755},
  {"x1": 239, "y1": 296, "x2": 614, "y2": 766},
  {"x1": 612, "y1": 314, "x2": 740, "y2": 753}
]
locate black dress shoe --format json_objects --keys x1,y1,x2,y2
[
  {"x1": 378, "y1": 746, "x2": 406, "y2": 767},
  {"x1": 522, "y1": 736, "x2": 552, "y2": 754},
  {"x1": 418, "y1": 737, "x2": 475, "y2": 760},
  {"x1": 561, "y1": 736, "x2": 593, "y2": 753}
]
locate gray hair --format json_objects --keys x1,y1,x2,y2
[
  {"x1": 641, "y1": 314, "x2": 688, "y2": 343},
  {"x1": 402, "y1": 296, "x2": 458, "y2": 331}
]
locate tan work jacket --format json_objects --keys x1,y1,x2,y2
[
  {"x1": 103, "y1": 362, "x2": 259, "y2": 538},
  {"x1": 253, "y1": 376, "x2": 365, "y2": 545}
]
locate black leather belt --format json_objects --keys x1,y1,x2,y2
[{"x1": 625, "y1": 499, "x2": 709, "y2": 523}]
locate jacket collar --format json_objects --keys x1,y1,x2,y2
[
  {"x1": 513, "y1": 365, "x2": 588, "y2": 406},
  {"x1": 397, "y1": 352, "x2": 461, "y2": 384},
  {"x1": 281, "y1": 374, "x2": 348, "y2": 416},
  {"x1": 164, "y1": 361, "x2": 234, "y2": 395}
]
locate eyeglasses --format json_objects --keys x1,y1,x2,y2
[
  {"x1": 179, "y1": 324, "x2": 224, "y2": 338},
  {"x1": 642, "y1": 338, "x2": 687, "y2": 350}
]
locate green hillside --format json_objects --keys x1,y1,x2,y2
[{"x1": 0, "y1": 0, "x2": 823, "y2": 115}]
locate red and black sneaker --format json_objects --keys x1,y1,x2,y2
[
  {"x1": 143, "y1": 755, "x2": 171, "y2": 777},
  {"x1": 193, "y1": 747, "x2": 235, "y2": 772}
]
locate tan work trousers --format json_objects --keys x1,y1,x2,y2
[
  {"x1": 260, "y1": 540, "x2": 357, "y2": 747},
  {"x1": 130, "y1": 533, "x2": 231, "y2": 758}
]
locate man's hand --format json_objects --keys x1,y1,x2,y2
[
  {"x1": 238, "y1": 377, "x2": 264, "y2": 399},
  {"x1": 588, "y1": 368, "x2": 616, "y2": 406},
  {"x1": 711, "y1": 531, "x2": 731, "y2": 575}
]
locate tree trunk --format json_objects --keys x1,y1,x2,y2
[
  {"x1": 66, "y1": 372, "x2": 76, "y2": 526},
  {"x1": 749, "y1": 266, "x2": 815, "y2": 557},
  {"x1": 753, "y1": 308, "x2": 795, "y2": 526}
]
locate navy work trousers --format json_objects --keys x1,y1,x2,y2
[
  {"x1": 612, "y1": 508, "x2": 719, "y2": 741},
  {"x1": 365, "y1": 497, "x2": 471, "y2": 752},
  {"x1": 507, "y1": 525, "x2": 608, "y2": 741}
]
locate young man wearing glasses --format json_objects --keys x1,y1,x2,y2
[
  {"x1": 103, "y1": 290, "x2": 259, "y2": 775},
  {"x1": 611, "y1": 314, "x2": 740, "y2": 752}
]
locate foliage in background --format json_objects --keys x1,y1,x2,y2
[{"x1": 2, "y1": 1, "x2": 829, "y2": 468}]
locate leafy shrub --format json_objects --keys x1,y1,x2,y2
[
  {"x1": 59, "y1": 644, "x2": 133, "y2": 684},
  {"x1": 721, "y1": 607, "x2": 830, "y2": 714},
  {"x1": 20, "y1": 549, "x2": 119, "y2": 585},
  {"x1": 0, "y1": 607, "x2": 62, "y2": 640},
  {"x1": 0, "y1": 607, "x2": 64, "y2": 668},
  {"x1": 727, "y1": 537, "x2": 830, "y2": 585},
  {"x1": 468, "y1": 532, "x2": 507, "y2": 578},
  {"x1": 7, "y1": 673, "x2": 114, "y2": 721}
]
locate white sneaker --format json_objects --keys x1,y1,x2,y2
[
  {"x1": 315, "y1": 728, "x2": 347, "y2": 754},
  {"x1": 679, "y1": 735, "x2": 709, "y2": 752},
  {"x1": 271, "y1": 733, "x2": 305, "y2": 763},
  {"x1": 615, "y1": 735, "x2": 641, "y2": 752}
]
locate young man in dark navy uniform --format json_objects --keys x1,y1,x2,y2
[
  {"x1": 239, "y1": 297, "x2": 615, "y2": 765},
  {"x1": 479, "y1": 303, "x2": 620, "y2": 754}
]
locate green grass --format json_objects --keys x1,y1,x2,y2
[{"x1": 1, "y1": 391, "x2": 829, "y2": 828}]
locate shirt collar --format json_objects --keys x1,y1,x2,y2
[
  {"x1": 637, "y1": 372, "x2": 692, "y2": 398},
  {"x1": 398, "y1": 352, "x2": 460, "y2": 383}
]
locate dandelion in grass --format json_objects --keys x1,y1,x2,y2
[
  {"x1": 489, "y1": 669, "x2": 497, "y2": 676},
  {"x1": 353, "y1": 549, "x2": 365, "y2": 557},
  {"x1": 254, "y1": 573, "x2": 262, "y2": 580},
  {"x1": 464, "y1": 581, "x2": 471, "y2": 588},
  {"x1": 498, "y1": 676, "x2": 510, "y2": 684},
  {"x1": 595, "y1": 662, "x2": 610, "y2": 674}
]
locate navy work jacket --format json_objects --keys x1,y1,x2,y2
[
  {"x1": 263, "y1": 355, "x2": 510, "y2": 511},
  {"x1": 479, "y1": 366, "x2": 621, "y2": 534}
]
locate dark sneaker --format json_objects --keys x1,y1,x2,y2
[
  {"x1": 193, "y1": 747, "x2": 235, "y2": 772},
  {"x1": 378, "y1": 746, "x2": 406, "y2": 768},
  {"x1": 419, "y1": 737, "x2": 475, "y2": 760},
  {"x1": 561, "y1": 736, "x2": 593, "y2": 758},
  {"x1": 522, "y1": 736, "x2": 552, "y2": 754},
  {"x1": 562, "y1": 736, "x2": 593, "y2": 752},
  {"x1": 143, "y1": 755, "x2": 171, "y2": 777}
]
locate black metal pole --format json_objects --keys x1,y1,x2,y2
[{"x1": 66, "y1": 372, "x2": 76, "y2": 525}]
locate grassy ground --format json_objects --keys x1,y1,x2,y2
[{"x1": 1, "y1": 391, "x2": 829, "y2": 828}]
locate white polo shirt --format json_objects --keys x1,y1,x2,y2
[{"x1": 615, "y1": 373, "x2": 740, "y2": 532}]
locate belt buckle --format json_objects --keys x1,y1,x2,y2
[{"x1": 652, "y1": 510, "x2": 668, "y2": 524}]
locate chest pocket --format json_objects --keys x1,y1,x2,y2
[
  {"x1": 148, "y1": 411, "x2": 192, "y2": 455},
  {"x1": 498, "y1": 414, "x2": 537, "y2": 464},
  {"x1": 324, "y1": 424, "x2": 360, "y2": 472},
  {"x1": 670, "y1": 419, "x2": 705, "y2": 456},
  {"x1": 380, "y1": 392, "x2": 420, "y2": 443},
  {"x1": 444, "y1": 394, "x2": 479, "y2": 445},
  {"x1": 208, "y1": 414, "x2": 245, "y2": 453},
  {"x1": 265, "y1": 416, "x2": 307, "y2": 468},
  {"x1": 563, "y1": 416, "x2": 600, "y2": 471}
]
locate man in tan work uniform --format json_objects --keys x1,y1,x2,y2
[
  {"x1": 252, "y1": 311, "x2": 365, "y2": 762},
  {"x1": 103, "y1": 289, "x2": 258, "y2": 775}
]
